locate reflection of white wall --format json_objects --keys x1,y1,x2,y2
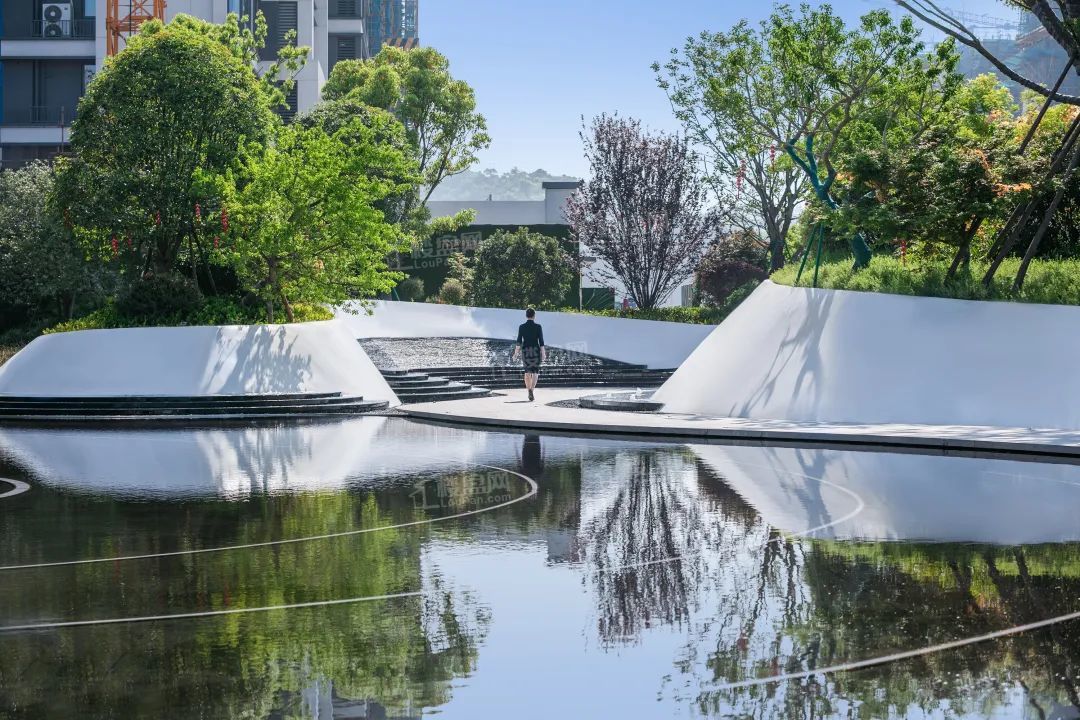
[
  {"x1": 0, "y1": 418, "x2": 670, "y2": 498},
  {"x1": 0, "y1": 321, "x2": 396, "y2": 403},
  {"x1": 694, "y1": 444, "x2": 1080, "y2": 545},
  {"x1": 657, "y1": 280, "x2": 1080, "y2": 429},
  {"x1": 336, "y1": 301, "x2": 714, "y2": 369}
]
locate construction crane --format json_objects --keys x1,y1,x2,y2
[
  {"x1": 106, "y1": 0, "x2": 166, "y2": 56},
  {"x1": 945, "y1": 6, "x2": 1024, "y2": 39}
]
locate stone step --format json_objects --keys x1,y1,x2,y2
[
  {"x1": 0, "y1": 394, "x2": 366, "y2": 410},
  {"x1": 457, "y1": 378, "x2": 668, "y2": 390},
  {"x1": 391, "y1": 381, "x2": 479, "y2": 396},
  {"x1": 386, "y1": 377, "x2": 451, "y2": 389},
  {"x1": 0, "y1": 398, "x2": 389, "y2": 418},
  {"x1": 0, "y1": 391, "x2": 345, "y2": 406},
  {"x1": 407, "y1": 363, "x2": 649, "y2": 373},
  {"x1": 394, "y1": 387, "x2": 492, "y2": 404}
]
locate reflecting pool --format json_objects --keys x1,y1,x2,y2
[{"x1": 2, "y1": 417, "x2": 1080, "y2": 719}]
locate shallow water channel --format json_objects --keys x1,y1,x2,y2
[{"x1": 1, "y1": 416, "x2": 1079, "y2": 719}]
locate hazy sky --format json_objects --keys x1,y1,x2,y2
[{"x1": 424, "y1": 0, "x2": 1009, "y2": 176}]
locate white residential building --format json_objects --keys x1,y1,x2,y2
[{"x1": 0, "y1": 0, "x2": 415, "y2": 168}]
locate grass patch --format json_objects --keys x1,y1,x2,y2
[
  {"x1": 771, "y1": 255, "x2": 1080, "y2": 305},
  {"x1": 45, "y1": 298, "x2": 333, "y2": 335},
  {"x1": 562, "y1": 286, "x2": 754, "y2": 325}
]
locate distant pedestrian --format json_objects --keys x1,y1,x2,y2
[{"x1": 513, "y1": 308, "x2": 546, "y2": 401}]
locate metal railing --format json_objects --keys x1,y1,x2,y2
[
  {"x1": 3, "y1": 19, "x2": 97, "y2": 40},
  {"x1": 0, "y1": 106, "x2": 73, "y2": 126}
]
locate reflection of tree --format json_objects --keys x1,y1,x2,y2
[
  {"x1": 584, "y1": 449, "x2": 709, "y2": 644},
  {"x1": 697, "y1": 539, "x2": 1080, "y2": 719},
  {"x1": 0, "y1": 470, "x2": 513, "y2": 719}
]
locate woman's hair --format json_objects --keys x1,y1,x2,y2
[{"x1": 526, "y1": 308, "x2": 536, "y2": 318}]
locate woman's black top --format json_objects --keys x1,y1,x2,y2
[
  {"x1": 516, "y1": 320, "x2": 544, "y2": 349},
  {"x1": 517, "y1": 320, "x2": 544, "y2": 372}
]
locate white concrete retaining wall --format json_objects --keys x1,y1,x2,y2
[
  {"x1": 0, "y1": 321, "x2": 397, "y2": 404},
  {"x1": 655, "y1": 280, "x2": 1080, "y2": 429},
  {"x1": 335, "y1": 300, "x2": 715, "y2": 369}
]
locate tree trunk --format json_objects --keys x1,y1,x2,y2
[
  {"x1": 769, "y1": 234, "x2": 786, "y2": 272},
  {"x1": 280, "y1": 291, "x2": 295, "y2": 323},
  {"x1": 983, "y1": 112, "x2": 1080, "y2": 287},
  {"x1": 266, "y1": 261, "x2": 278, "y2": 323},
  {"x1": 1013, "y1": 144, "x2": 1080, "y2": 291},
  {"x1": 946, "y1": 220, "x2": 979, "y2": 280}
]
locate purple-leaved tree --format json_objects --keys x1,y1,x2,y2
[{"x1": 565, "y1": 115, "x2": 721, "y2": 309}]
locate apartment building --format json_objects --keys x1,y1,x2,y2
[{"x1": 0, "y1": 0, "x2": 416, "y2": 169}]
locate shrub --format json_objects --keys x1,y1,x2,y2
[
  {"x1": 471, "y1": 228, "x2": 574, "y2": 309},
  {"x1": 45, "y1": 297, "x2": 331, "y2": 334},
  {"x1": 437, "y1": 278, "x2": 468, "y2": 305},
  {"x1": 116, "y1": 274, "x2": 203, "y2": 320},
  {"x1": 397, "y1": 276, "x2": 425, "y2": 302},
  {"x1": 770, "y1": 254, "x2": 1080, "y2": 306}
]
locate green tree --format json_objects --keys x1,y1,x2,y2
[
  {"x1": 0, "y1": 162, "x2": 109, "y2": 325},
  {"x1": 695, "y1": 232, "x2": 768, "y2": 306},
  {"x1": 833, "y1": 74, "x2": 1020, "y2": 276},
  {"x1": 323, "y1": 46, "x2": 491, "y2": 202},
  {"x1": 52, "y1": 14, "x2": 287, "y2": 277},
  {"x1": 470, "y1": 228, "x2": 574, "y2": 309},
  {"x1": 658, "y1": 36, "x2": 807, "y2": 272},
  {"x1": 225, "y1": 120, "x2": 414, "y2": 321},
  {"x1": 675, "y1": 5, "x2": 958, "y2": 270}
]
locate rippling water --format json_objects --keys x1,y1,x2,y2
[{"x1": 1, "y1": 417, "x2": 1079, "y2": 719}]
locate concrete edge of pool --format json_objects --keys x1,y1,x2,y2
[{"x1": 401, "y1": 387, "x2": 1080, "y2": 459}]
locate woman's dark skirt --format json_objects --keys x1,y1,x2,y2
[{"x1": 521, "y1": 347, "x2": 542, "y2": 374}]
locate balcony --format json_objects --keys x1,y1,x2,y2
[
  {"x1": 2, "y1": 106, "x2": 76, "y2": 126},
  {"x1": 4, "y1": 19, "x2": 96, "y2": 40}
]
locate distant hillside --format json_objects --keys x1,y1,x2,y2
[{"x1": 428, "y1": 168, "x2": 579, "y2": 201}]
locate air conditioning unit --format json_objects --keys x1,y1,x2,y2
[{"x1": 42, "y1": 3, "x2": 72, "y2": 38}]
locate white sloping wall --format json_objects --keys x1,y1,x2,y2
[
  {"x1": 0, "y1": 321, "x2": 397, "y2": 404},
  {"x1": 335, "y1": 301, "x2": 714, "y2": 369},
  {"x1": 655, "y1": 280, "x2": 1080, "y2": 429}
]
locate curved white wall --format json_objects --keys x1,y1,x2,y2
[
  {"x1": 0, "y1": 321, "x2": 397, "y2": 404},
  {"x1": 655, "y1": 281, "x2": 1080, "y2": 429},
  {"x1": 335, "y1": 301, "x2": 714, "y2": 369}
]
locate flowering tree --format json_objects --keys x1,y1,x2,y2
[{"x1": 565, "y1": 115, "x2": 720, "y2": 309}]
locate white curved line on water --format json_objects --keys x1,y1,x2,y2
[
  {"x1": 0, "y1": 478, "x2": 31, "y2": 501},
  {"x1": 0, "y1": 463, "x2": 536, "y2": 572},
  {"x1": 711, "y1": 609, "x2": 1080, "y2": 691},
  {"x1": 0, "y1": 591, "x2": 424, "y2": 633},
  {"x1": 596, "y1": 458, "x2": 867, "y2": 574}
]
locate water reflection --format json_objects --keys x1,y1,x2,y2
[{"x1": 3, "y1": 421, "x2": 1080, "y2": 718}]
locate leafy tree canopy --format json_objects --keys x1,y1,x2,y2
[
  {"x1": 323, "y1": 46, "x2": 491, "y2": 202},
  {"x1": 224, "y1": 119, "x2": 416, "y2": 321},
  {"x1": 53, "y1": 13, "x2": 284, "y2": 276},
  {"x1": 470, "y1": 228, "x2": 575, "y2": 310}
]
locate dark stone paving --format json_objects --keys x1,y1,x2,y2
[{"x1": 358, "y1": 337, "x2": 636, "y2": 371}]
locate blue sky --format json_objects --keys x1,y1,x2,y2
[{"x1": 424, "y1": 0, "x2": 1008, "y2": 176}]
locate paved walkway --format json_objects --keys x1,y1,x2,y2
[{"x1": 402, "y1": 387, "x2": 1080, "y2": 458}]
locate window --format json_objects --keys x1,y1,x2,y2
[
  {"x1": 336, "y1": 36, "x2": 356, "y2": 61},
  {"x1": 332, "y1": 0, "x2": 359, "y2": 18},
  {"x1": 259, "y1": 1, "x2": 298, "y2": 61}
]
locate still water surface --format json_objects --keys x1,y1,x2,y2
[{"x1": 1, "y1": 417, "x2": 1080, "y2": 719}]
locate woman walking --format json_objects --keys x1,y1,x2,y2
[{"x1": 513, "y1": 308, "x2": 546, "y2": 401}]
